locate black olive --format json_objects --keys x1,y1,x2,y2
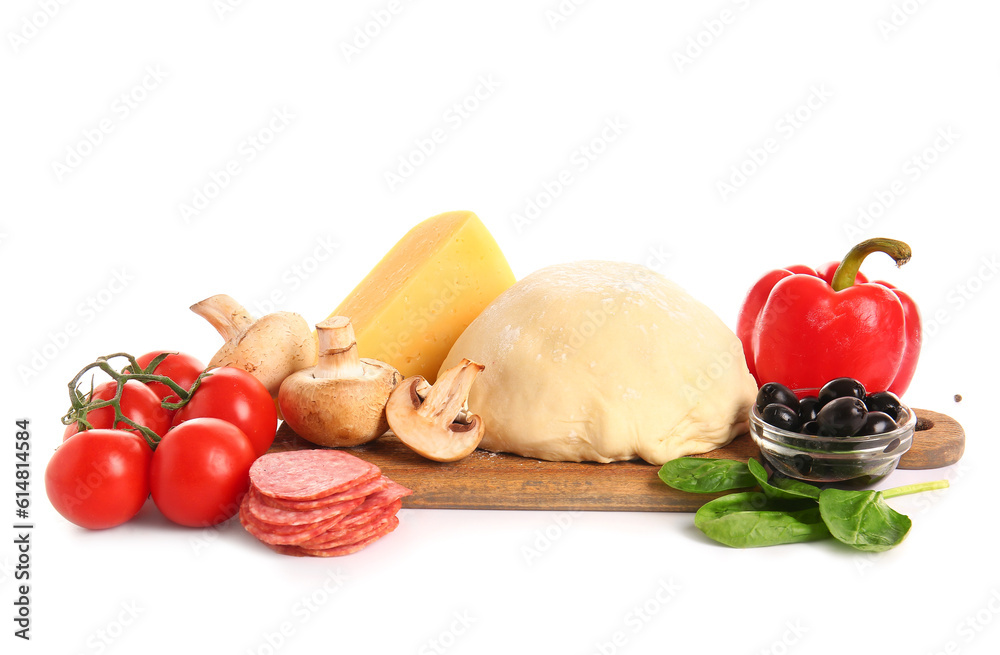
[
  {"x1": 858, "y1": 411, "x2": 898, "y2": 436},
  {"x1": 762, "y1": 403, "x2": 802, "y2": 432},
  {"x1": 818, "y1": 377, "x2": 867, "y2": 407},
  {"x1": 816, "y1": 396, "x2": 868, "y2": 437},
  {"x1": 792, "y1": 454, "x2": 813, "y2": 475},
  {"x1": 865, "y1": 391, "x2": 905, "y2": 422},
  {"x1": 801, "y1": 420, "x2": 821, "y2": 435},
  {"x1": 798, "y1": 396, "x2": 820, "y2": 423},
  {"x1": 755, "y1": 382, "x2": 800, "y2": 413}
]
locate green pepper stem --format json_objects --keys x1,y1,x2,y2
[
  {"x1": 882, "y1": 479, "x2": 949, "y2": 499},
  {"x1": 831, "y1": 238, "x2": 913, "y2": 292}
]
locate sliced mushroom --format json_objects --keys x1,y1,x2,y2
[
  {"x1": 385, "y1": 358, "x2": 485, "y2": 462},
  {"x1": 191, "y1": 294, "x2": 316, "y2": 399},
  {"x1": 278, "y1": 317, "x2": 400, "y2": 447}
]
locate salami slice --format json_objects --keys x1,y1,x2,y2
[
  {"x1": 243, "y1": 495, "x2": 363, "y2": 537},
  {"x1": 297, "y1": 517, "x2": 400, "y2": 557},
  {"x1": 242, "y1": 451, "x2": 409, "y2": 557},
  {"x1": 239, "y1": 496, "x2": 359, "y2": 546},
  {"x1": 242, "y1": 506, "x2": 349, "y2": 540},
  {"x1": 261, "y1": 516, "x2": 398, "y2": 557},
  {"x1": 258, "y1": 475, "x2": 387, "y2": 512},
  {"x1": 332, "y1": 480, "x2": 410, "y2": 527},
  {"x1": 250, "y1": 450, "x2": 380, "y2": 500},
  {"x1": 246, "y1": 486, "x2": 361, "y2": 527},
  {"x1": 298, "y1": 501, "x2": 401, "y2": 549},
  {"x1": 337, "y1": 497, "x2": 403, "y2": 532},
  {"x1": 350, "y1": 479, "x2": 412, "y2": 515}
]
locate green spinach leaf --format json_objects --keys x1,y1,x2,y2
[
  {"x1": 771, "y1": 475, "x2": 822, "y2": 500},
  {"x1": 657, "y1": 458, "x2": 756, "y2": 493},
  {"x1": 747, "y1": 457, "x2": 821, "y2": 501},
  {"x1": 694, "y1": 492, "x2": 830, "y2": 548},
  {"x1": 818, "y1": 488, "x2": 912, "y2": 552},
  {"x1": 661, "y1": 453, "x2": 948, "y2": 553}
]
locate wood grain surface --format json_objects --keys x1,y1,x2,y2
[{"x1": 268, "y1": 408, "x2": 965, "y2": 513}]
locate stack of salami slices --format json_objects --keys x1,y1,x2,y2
[{"x1": 240, "y1": 450, "x2": 411, "y2": 557}]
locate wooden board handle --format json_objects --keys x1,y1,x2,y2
[{"x1": 900, "y1": 408, "x2": 965, "y2": 469}]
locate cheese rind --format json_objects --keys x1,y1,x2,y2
[{"x1": 330, "y1": 211, "x2": 515, "y2": 382}]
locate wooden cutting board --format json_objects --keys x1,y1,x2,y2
[{"x1": 268, "y1": 408, "x2": 964, "y2": 512}]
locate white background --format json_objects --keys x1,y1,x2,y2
[{"x1": 2, "y1": 1, "x2": 999, "y2": 653}]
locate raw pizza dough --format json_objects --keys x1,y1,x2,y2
[{"x1": 438, "y1": 261, "x2": 758, "y2": 464}]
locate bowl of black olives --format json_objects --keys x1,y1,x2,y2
[{"x1": 748, "y1": 377, "x2": 916, "y2": 485}]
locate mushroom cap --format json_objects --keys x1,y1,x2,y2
[
  {"x1": 385, "y1": 377, "x2": 485, "y2": 462},
  {"x1": 278, "y1": 358, "x2": 399, "y2": 447}
]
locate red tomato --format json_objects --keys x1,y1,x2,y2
[
  {"x1": 171, "y1": 366, "x2": 277, "y2": 456},
  {"x1": 45, "y1": 429, "x2": 153, "y2": 530},
  {"x1": 150, "y1": 418, "x2": 256, "y2": 527},
  {"x1": 64, "y1": 380, "x2": 171, "y2": 442},
  {"x1": 134, "y1": 350, "x2": 205, "y2": 412}
]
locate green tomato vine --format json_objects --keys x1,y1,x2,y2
[{"x1": 61, "y1": 352, "x2": 211, "y2": 449}]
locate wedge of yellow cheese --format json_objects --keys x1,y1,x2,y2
[{"x1": 330, "y1": 211, "x2": 515, "y2": 382}]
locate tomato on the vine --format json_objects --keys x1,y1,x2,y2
[
  {"x1": 171, "y1": 366, "x2": 277, "y2": 456},
  {"x1": 64, "y1": 380, "x2": 170, "y2": 442},
  {"x1": 45, "y1": 429, "x2": 153, "y2": 530},
  {"x1": 134, "y1": 350, "x2": 204, "y2": 415},
  {"x1": 150, "y1": 418, "x2": 256, "y2": 527}
]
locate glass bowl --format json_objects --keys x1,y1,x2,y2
[{"x1": 748, "y1": 403, "x2": 916, "y2": 486}]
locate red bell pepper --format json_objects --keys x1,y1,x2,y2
[{"x1": 737, "y1": 238, "x2": 922, "y2": 397}]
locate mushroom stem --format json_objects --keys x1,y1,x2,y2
[
  {"x1": 416, "y1": 358, "x2": 484, "y2": 425},
  {"x1": 190, "y1": 294, "x2": 254, "y2": 341},
  {"x1": 315, "y1": 316, "x2": 365, "y2": 379}
]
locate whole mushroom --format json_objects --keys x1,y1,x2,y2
[
  {"x1": 191, "y1": 294, "x2": 316, "y2": 399},
  {"x1": 278, "y1": 316, "x2": 400, "y2": 447}
]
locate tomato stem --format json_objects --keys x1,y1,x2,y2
[
  {"x1": 160, "y1": 369, "x2": 214, "y2": 411},
  {"x1": 62, "y1": 353, "x2": 207, "y2": 449}
]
